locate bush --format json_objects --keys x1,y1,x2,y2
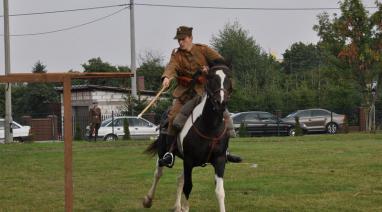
[
  {"x1": 123, "y1": 118, "x2": 131, "y2": 140},
  {"x1": 294, "y1": 117, "x2": 303, "y2": 136},
  {"x1": 238, "y1": 122, "x2": 249, "y2": 137},
  {"x1": 74, "y1": 123, "x2": 83, "y2": 141}
]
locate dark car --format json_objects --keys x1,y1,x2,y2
[
  {"x1": 282, "y1": 108, "x2": 345, "y2": 134},
  {"x1": 231, "y1": 111, "x2": 296, "y2": 136}
]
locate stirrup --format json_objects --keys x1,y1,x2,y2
[{"x1": 159, "y1": 152, "x2": 174, "y2": 168}]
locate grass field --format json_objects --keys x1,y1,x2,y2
[{"x1": 0, "y1": 133, "x2": 382, "y2": 211}]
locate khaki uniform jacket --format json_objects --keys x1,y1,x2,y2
[
  {"x1": 162, "y1": 44, "x2": 223, "y2": 98},
  {"x1": 89, "y1": 107, "x2": 101, "y2": 124}
]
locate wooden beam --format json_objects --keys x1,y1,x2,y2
[
  {"x1": 0, "y1": 72, "x2": 134, "y2": 83},
  {"x1": 63, "y1": 77, "x2": 73, "y2": 212},
  {"x1": 0, "y1": 72, "x2": 134, "y2": 211}
]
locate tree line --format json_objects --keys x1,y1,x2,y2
[{"x1": 1, "y1": 0, "x2": 381, "y2": 127}]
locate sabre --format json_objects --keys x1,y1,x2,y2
[{"x1": 137, "y1": 86, "x2": 167, "y2": 118}]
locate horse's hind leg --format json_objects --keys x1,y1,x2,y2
[
  {"x1": 214, "y1": 157, "x2": 226, "y2": 212},
  {"x1": 143, "y1": 161, "x2": 164, "y2": 208},
  {"x1": 173, "y1": 171, "x2": 184, "y2": 212}
]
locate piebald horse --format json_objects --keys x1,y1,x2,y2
[{"x1": 143, "y1": 64, "x2": 233, "y2": 212}]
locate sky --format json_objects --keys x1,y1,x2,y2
[{"x1": 0, "y1": 0, "x2": 379, "y2": 73}]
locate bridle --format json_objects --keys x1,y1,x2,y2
[{"x1": 189, "y1": 67, "x2": 232, "y2": 164}]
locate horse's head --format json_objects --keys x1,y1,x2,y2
[{"x1": 205, "y1": 64, "x2": 233, "y2": 112}]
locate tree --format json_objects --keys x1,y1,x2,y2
[
  {"x1": 211, "y1": 21, "x2": 281, "y2": 112},
  {"x1": 137, "y1": 51, "x2": 164, "y2": 91},
  {"x1": 32, "y1": 60, "x2": 47, "y2": 73},
  {"x1": 82, "y1": 57, "x2": 130, "y2": 87},
  {"x1": 314, "y1": 0, "x2": 380, "y2": 103},
  {"x1": 282, "y1": 42, "x2": 321, "y2": 74},
  {"x1": 0, "y1": 61, "x2": 60, "y2": 119},
  {"x1": 123, "y1": 118, "x2": 131, "y2": 140},
  {"x1": 313, "y1": 0, "x2": 382, "y2": 130}
]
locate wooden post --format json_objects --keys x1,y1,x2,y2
[
  {"x1": 63, "y1": 77, "x2": 73, "y2": 212},
  {"x1": 0, "y1": 72, "x2": 133, "y2": 212}
]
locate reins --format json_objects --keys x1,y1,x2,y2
[{"x1": 191, "y1": 110, "x2": 227, "y2": 164}]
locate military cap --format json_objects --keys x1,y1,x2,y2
[{"x1": 174, "y1": 26, "x2": 193, "y2": 39}]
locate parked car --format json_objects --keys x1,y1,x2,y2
[
  {"x1": 87, "y1": 116, "x2": 159, "y2": 141},
  {"x1": 0, "y1": 119, "x2": 31, "y2": 143},
  {"x1": 231, "y1": 111, "x2": 296, "y2": 136},
  {"x1": 282, "y1": 108, "x2": 345, "y2": 134}
]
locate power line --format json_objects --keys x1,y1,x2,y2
[
  {"x1": 1, "y1": 7, "x2": 129, "y2": 37},
  {"x1": 0, "y1": 2, "x2": 378, "y2": 19},
  {"x1": 135, "y1": 3, "x2": 378, "y2": 11},
  {"x1": 0, "y1": 4, "x2": 129, "y2": 17}
]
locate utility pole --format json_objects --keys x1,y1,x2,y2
[
  {"x1": 3, "y1": 0, "x2": 13, "y2": 143},
  {"x1": 130, "y1": 0, "x2": 137, "y2": 98}
]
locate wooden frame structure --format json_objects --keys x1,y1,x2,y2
[{"x1": 0, "y1": 72, "x2": 133, "y2": 212}]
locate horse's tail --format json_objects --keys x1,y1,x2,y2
[{"x1": 144, "y1": 138, "x2": 159, "y2": 157}]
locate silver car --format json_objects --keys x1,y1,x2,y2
[
  {"x1": 282, "y1": 108, "x2": 345, "y2": 134},
  {"x1": 91, "y1": 116, "x2": 159, "y2": 141}
]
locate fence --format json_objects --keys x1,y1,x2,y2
[
  {"x1": 21, "y1": 115, "x2": 59, "y2": 141},
  {"x1": 71, "y1": 111, "x2": 156, "y2": 140}
]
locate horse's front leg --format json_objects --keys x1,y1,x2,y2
[
  {"x1": 143, "y1": 160, "x2": 164, "y2": 208},
  {"x1": 180, "y1": 162, "x2": 193, "y2": 212},
  {"x1": 214, "y1": 156, "x2": 226, "y2": 212},
  {"x1": 173, "y1": 171, "x2": 184, "y2": 212}
]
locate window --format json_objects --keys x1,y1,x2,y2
[
  {"x1": 129, "y1": 118, "x2": 150, "y2": 127},
  {"x1": 11, "y1": 123, "x2": 20, "y2": 129},
  {"x1": 296, "y1": 110, "x2": 311, "y2": 117},
  {"x1": 244, "y1": 113, "x2": 259, "y2": 122},
  {"x1": 312, "y1": 110, "x2": 330, "y2": 117},
  {"x1": 258, "y1": 113, "x2": 274, "y2": 120},
  {"x1": 233, "y1": 114, "x2": 244, "y2": 124},
  {"x1": 110, "y1": 118, "x2": 124, "y2": 127}
]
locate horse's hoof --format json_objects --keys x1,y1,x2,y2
[
  {"x1": 181, "y1": 206, "x2": 189, "y2": 212},
  {"x1": 173, "y1": 205, "x2": 182, "y2": 212},
  {"x1": 142, "y1": 196, "x2": 153, "y2": 208}
]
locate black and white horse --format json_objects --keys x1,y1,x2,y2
[{"x1": 143, "y1": 64, "x2": 233, "y2": 212}]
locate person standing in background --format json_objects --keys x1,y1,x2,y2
[{"x1": 88, "y1": 101, "x2": 101, "y2": 141}]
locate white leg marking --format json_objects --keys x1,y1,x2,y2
[
  {"x1": 179, "y1": 94, "x2": 207, "y2": 152},
  {"x1": 182, "y1": 193, "x2": 190, "y2": 212},
  {"x1": 173, "y1": 172, "x2": 184, "y2": 212},
  {"x1": 215, "y1": 175, "x2": 226, "y2": 212},
  {"x1": 215, "y1": 70, "x2": 226, "y2": 104},
  {"x1": 147, "y1": 162, "x2": 163, "y2": 199}
]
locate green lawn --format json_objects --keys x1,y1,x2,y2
[{"x1": 1, "y1": 133, "x2": 382, "y2": 211}]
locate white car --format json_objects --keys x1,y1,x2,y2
[
  {"x1": 0, "y1": 119, "x2": 31, "y2": 143},
  {"x1": 89, "y1": 116, "x2": 159, "y2": 141}
]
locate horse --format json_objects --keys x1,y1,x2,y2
[{"x1": 143, "y1": 64, "x2": 233, "y2": 212}]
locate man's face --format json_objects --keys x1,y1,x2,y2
[{"x1": 178, "y1": 36, "x2": 193, "y2": 51}]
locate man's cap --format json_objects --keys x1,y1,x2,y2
[
  {"x1": 174, "y1": 26, "x2": 193, "y2": 39},
  {"x1": 92, "y1": 101, "x2": 98, "y2": 104}
]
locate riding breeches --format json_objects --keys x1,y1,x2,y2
[{"x1": 167, "y1": 98, "x2": 184, "y2": 136}]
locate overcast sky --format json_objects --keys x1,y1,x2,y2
[{"x1": 0, "y1": 0, "x2": 378, "y2": 73}]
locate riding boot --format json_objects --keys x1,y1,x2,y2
[
  {"x1": 158, "y1": 135, "x2": 176, "y2": 168},
  {"x1": 226, "y1": 150, "x2": 242, "y2": 163}
]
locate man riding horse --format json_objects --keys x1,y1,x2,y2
[{"x1": 158, "y1": 26, "x2": 242, "y2": 168}]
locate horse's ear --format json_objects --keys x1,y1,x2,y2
[{"x1": 208, "y1": 58, "x2": 227, "y2": 67}]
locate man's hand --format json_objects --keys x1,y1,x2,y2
[
  {"x1": 162, "y1": 77, "x2": 170, "y2": 88},
  {"x1": 201, "y1": 66, "x2": 209, "y2": 74}
]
